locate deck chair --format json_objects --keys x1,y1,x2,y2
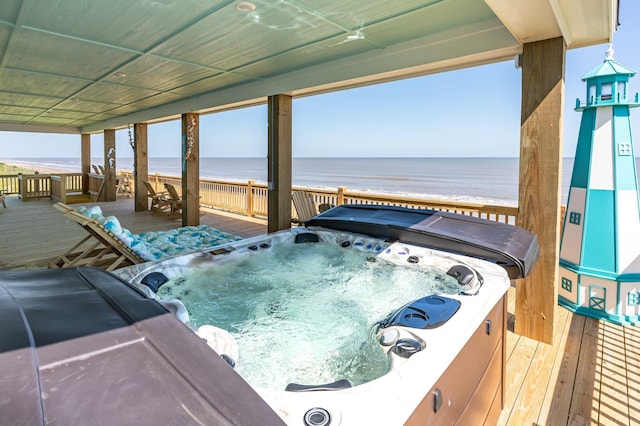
[
  {"x1": 49, "y1": 203, "x2": 145, "y2": 271},
  {"x1": 143, "y1": 181, "x2": 171, "y2": 212},
  {"x1": 91, "y1": 164, "x2": 101, "y2": 174},
  {"x1": 291, "y1": 191, "x2": 333, "y2": 224},
  {"x1": 164, "y1": 183, "x2": 183, "y2": 217}
]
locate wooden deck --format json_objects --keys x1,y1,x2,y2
[{"x1": 0, "y1": 196, "x2": 637, "y2": 425}]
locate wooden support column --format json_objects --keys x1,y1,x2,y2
[
  {"x1": 181, "y1": 113, "x2": 199, "y2": 226},
  {"x1": 133, "y1": 123, "x2": 148, "y2": 211},
  {"x1": 103, "y1": 129, "x2": 117, "y2": 201},
  {"x1": 267, "y1": 94, "x2": 292, "y2": 233},
  {"x1": 516, "y1": 37, "x2": 565, "y2": 344},
  {"x1": 81, "y1": 133, "x2": 90, "y2": 195}
]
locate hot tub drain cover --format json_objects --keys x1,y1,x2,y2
[{"x1": 380, "y1": 295, "x2": 461, "y2": 329}]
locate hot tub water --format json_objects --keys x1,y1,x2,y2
[{"x1": 157, "y1": 239, "x2": 465, "y2": 390}]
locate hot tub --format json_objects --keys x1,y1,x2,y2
[{"x1": 116, "y1": 207, "x2": 533, "y2": 425}]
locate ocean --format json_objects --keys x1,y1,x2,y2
[{"x1": 1, "y1": 157, "x2": 578, "y2": 206}]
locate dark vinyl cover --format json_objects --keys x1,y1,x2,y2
[
  {"x1": 0, "y1": 267, "x2": 284, "y2": 426},
  {"x1": 306, "y1": 204, "x2": 539, "y2": 279}
]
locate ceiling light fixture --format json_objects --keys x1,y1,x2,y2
[{"x1": 236, "y1": 1, "x2": 256, "y2": 13}]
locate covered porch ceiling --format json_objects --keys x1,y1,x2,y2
[{"x1": 0, "y1": 0, "x2": 616, "y2": 135}]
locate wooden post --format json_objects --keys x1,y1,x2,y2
[
  {"x1": 182, "y1": 112, "x2": 200, "y2": 226},
  {"x1": 103, "y1": 129, "x2": 117, "y2": 201},
  {"x1": 133, "y1": 123, "x2": 149, "y2": 211},
  {"x1": 337, "y1": 187, "x2": 346, "y2": 205},
  {"x1": 267, "y1": 94, "x2": 293, "y2": 233},
  {"x1": 81, "y1": 133, "x2": 90, "y2": 195},
  {"x1": 247, "y1": 180, "x2": 255, "y2": 217},
  {"x1": 516, "y1": 37, "x2": 565, "y2": 344},
  {"x1": 59, "y1": 176, "x2": 67, "y2": 204}
]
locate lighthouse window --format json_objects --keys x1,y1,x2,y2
[
  {"x1": 601, "y1": 83, "x2": 612, "y2": 100},
  {"x1": 618, "y1": 81, "x2": 626, "y2": 100},
  {"x1": 561, "y1": 277, "x2": 572, "y2": 292},
  {"x1": 569, "y1": 212, "x2": 581, "y2": 225},
  {"x1": 618, "y1": 143, "x2": 632, "y2": 156},
  {"x1": 629, "y1": 292, "x2": 640, "y2": 306},
  {"x1": 589, "y1": 85, "x2": 596, "y2": 104}
]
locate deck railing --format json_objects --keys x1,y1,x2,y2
[
  {"x1": 18, "y1": 173, "x2": 52, "y2": 201},
  {"x1": 50, "y1": 173, "x2": 84, "y2": 203},
  {"x1": 88, "y1": 173, "x2": 105, "y2": 200},
  {"x1": 134, "y1": 172, "x2": 520, "y2": 225},
  {"x1": 3, "y1": 170, "x2": 528, "y2": 226},
  {"x1": 0, "y1": 174, "x2": 20, "y2": 195}
]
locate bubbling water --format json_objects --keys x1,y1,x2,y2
[{"x1": 157, "y1": 241, "x2": 462, "y2": 390}]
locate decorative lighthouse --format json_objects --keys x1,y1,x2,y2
[{"x1": 559, "y1": 45, "x2": 640, "y2": 325}]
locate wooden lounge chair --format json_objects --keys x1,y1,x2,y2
[
  {"x1": 164, "y1": 183, "x2": 183, "y2": 217},
  {"x1": 49, "y1": 203, "x2": 144, "y2": 271},
  {"x1": 143, "y1": 181, "x2": 170, "y2": 212},
  {"x1": 291, "y1": 190, "x2": 333, "y2": 224}
]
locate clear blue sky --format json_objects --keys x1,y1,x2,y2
[{"x1": 2, "y1": 1, "x2": 639, "y2": 159}]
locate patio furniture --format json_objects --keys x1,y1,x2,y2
[
  {"x1": 50, "y1": 203, "x2": 145, "y2": 271},
  {"x1": 143, "y1": 181, "x2": 170, "y2": 212},
  {"x1": 291, "y1": 190, "x2": 333, "y2": 224},
  {"x1": 163, "y1": 183, "x2": 183, "y2": 217},
  {"x1": 50, "y1": 203, "x2": 242, "y2": 271}
]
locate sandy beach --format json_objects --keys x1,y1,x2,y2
[{"x1": 0, "y1": 159, "x2": 70, "y2": 175}]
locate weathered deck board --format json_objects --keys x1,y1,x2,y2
[
  {"x1": 599, "y1": 323, "x2": 631, "y2": 425},
  {"x1": 626, "y1": 325, "x2": 640, "y2": 426},
  {"x1": 542, "y1": 313, "x2": 586, "y2": 423},
  {"x1": 569, "y1": 317, "x2": 602, "y2": 425},
  {"x1": 1, "y1": 196, "x2": 639, "y2": 425}
]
